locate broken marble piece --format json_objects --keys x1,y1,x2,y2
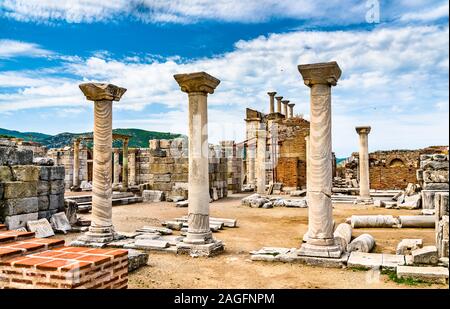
[
  {"x1": 396, "y1": 239, "x2": 423, "y2": 255},
  {"x1": 26, "y1": 218, "x2": 55, "y2": 238},
  {"x1": 347, "y1": 234, "x2": 375, "y2": 253},
  {"x1": 127, "y1": 249, "x2": 149, "y2": 272},
  {"x1": 133, "y1": 239, "x2": 170, "y2": 249},
  {"x1": 411, "y1": 245, "x2": 439, "y2": 265},
  {"x1": 399, "y1": 216, "x2": 434, "y2": 228},
  {"x1": 350, "y1": 215, "x2": 399, "y2": 228},
  {"x1": 136, "y1": 226, "x2": 173, "y2": 235},
  {"x1": 49, "y1": 212, "x2": 72, "y2": 234}
]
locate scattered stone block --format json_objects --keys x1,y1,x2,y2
[
  {"x1": 176, "y1": 200, "x2": 188, "y2": 207},
  {"x1": 133, "y1": 239, "x2": 170, "y2": 250},
  {"x1": 373, "y1": 200, "x2": 384, "y2": 207},
  {"x1": 333, "y1": 223, "x2": 352, "y2": 251},
  {"x1": 136, "y1": 226, "x2": 172, "y2": 235},
  {"x1": 382, "y1": 254, "x2": 406, "y2": 269},
  {"x1": 142, "y1": 190, "x2": 165, "y2": 202},
  {"x1": 396, "y1": 239, "x2": 423, "y2": 255},
  {"x1": 164, "y1": 221, "x2": 183, "y2": 230},
  {"x1": 128, "y1": 249, "x2": 149, "y2": 272},
  {"x1": 412, "y1": 246, "x2": 439, "y2": 265},
  {"x1": 350, "y1": 215, "x2": 399, "y2": 228},
  {"x1": 50, "y1": 212, "x2": 72, "y2": 233},
  {"x1": 134, "y1": 233, "x2": 161, "y2": 240},
  {"x1": 347, "y1": 252, "x2": 382, "y2": 269},
  {"x1": 399, "y1": 194, "x2": 421, "y2": 209},
  {"x1": 26, "y1": 218, "x2": 55, "y2": 238},
  {"x1": 397, "y1": 266, "x2": 448, "y2": 284}
]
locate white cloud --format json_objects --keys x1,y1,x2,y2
[
  {"x1": 0, "y1": 25, "x2": 448, "y2": 156},
  {"x1": 0, "y1": 39, "x2": 53, "y2": 58},
  {"x1": 400, "y1": 2, "x2": 449, "y2": 22},
  {"x1": 1, "y1": 0, "x2": 448, "y2": 25}
]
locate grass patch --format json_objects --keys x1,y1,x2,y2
[
  {"x1": 350, "y1": 266, "x2": 369, "y2": 272},
  {"x1": 381, "y1": 269, "x2": 431, "y2": 286}
]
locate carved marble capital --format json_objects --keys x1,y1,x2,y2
[
  {"x1": 275, "y1": 96, "x2": 283, "y2": 102},
  {"x1": 356, "y1": 126, "x2": 371, "y2": 135},
  {"x1": 298, "y1": 61, "x2": 342, "y2": 87},
  {"x1": 267, "y1": 91, "x2": 277, "y2": 97},
  {"x1": 174, "y1": 71, "x2": 220, "y2": 94},
  {"x1": 288, "y1": 103, "x2": 295, "y2": 108},
  {"x1": 79, "y1": 83, "x2": 127, "y2": 102},
  {"x1": 281, "y1": 100, "x2": 290, "y2": 105}
]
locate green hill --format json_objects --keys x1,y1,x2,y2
[{"x1": 0, "y1": 128, "x2": 183, "y2": 149}]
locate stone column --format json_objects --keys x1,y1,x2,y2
[
  {"x1": 282, "y1": 100, "x2": 289, "y2": 116},
  {"x1": 297, "y1": 62, "x2": 342, "y2": 258},
  {"x1": 78, "y1": 83, "x2": 126, "y2": 243},
  {"x1": 73, "y1": 138, "x2": 80, "y2": 188},
  {"x1": 275, "y1": 96, "x2": 283, "y2": 113},
  {"x1": 288, "y1": 103, "x2": 295, "y2": 118},
  {"x1": 256, "y1": 129, "x2": 267, "y2": 194},
  {"x1": 303, "y1": 134, "x2": 311, "y2": 242},
  {"x1": 267, "y1": 92, "x2": 276, "y2": 114},
  {"x1": 248, "y1": 144, "x2": 256, "y2": 185},
  {"x1": 113, "y1": 148, "x2": 120, "y2": 186},
  {"x1": 174, "y1": 72, "x2": 220, "y2": 245},
  {"x1": 122, "y1": 138, "x2": 129, "y2": 191},
  {"x1": 129, "y1": 148, "x2": 137, "y2": 186},
  {"x1": 356, "y1": 126, "x2": 372, "y2": 203}
]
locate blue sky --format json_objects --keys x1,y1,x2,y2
[{"x1": 0, "y1": 0, "x2": 448, "y2": 157}]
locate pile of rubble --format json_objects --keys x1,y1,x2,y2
[
  {"x1": 372, "y1": 183, "x2": 422, "y2": 209},
  {"x1": 241, "y1": 193, "x2": 307, "y2": 208}
]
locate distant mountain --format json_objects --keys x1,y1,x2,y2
[
  {"x1": 0, "y1": 128, "x2": 183, "y2": 149},
  {"x1": 336, "y1": 158, "x2": 347, "y2": 166}
]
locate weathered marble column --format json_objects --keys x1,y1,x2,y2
[
  {"x1": 122, "y1": 138, "x2": 129, "y2": 191},
  {"x1": 288, "y1": 103, "x2": 295, "y2": 118},
  {"x1": 79, "y1": 83, "x2": 126, "y2": 243},
  {"x1": 113, "y1": 148, "x2": 120, "y2": 186},
  {"x1": 267, "y1": 92, "x2": 276, "y2": 114},
  {"x1": 73, "y1": 138, "x2": 80, "y2": 188},
  {"x1": 275, "y1": 96, "x2": 283, "y2": 113},
  {"x1": 256, "y1": 129, "x2": 267, "y2": 194},
  {"x1": 129, "y1": 148, "x2": 137, "y2": 186},
  {"x1": 174, "y1": 72, "x2": 220, "y2": 245},
  {"x1": 298, "y1": 62, "x2": 342, "y2": 258},
  {"x1": 356, "y1": 126, "x2": 372, "y2": 203},
  {"x1": 282, "y1": 100, "x2": 289, "y2": 116},
  {"x1": 303, "y1": 134, "x2": 311, "y2": 242}
]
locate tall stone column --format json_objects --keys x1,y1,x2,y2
[
  {"x1": 303, "y1": 134, "x2": 311, "y2": 242},
  {"x1": 288, "y1": 103, "x2": 295, "y2": 118},
  {"x1": 78, "y1": 83, "x2": 126, "y2": 243},
  {"x1": 73, "y1": 138, "x2": 80, "y2": 188},
  {"x1": 122, "y1": 138, "x2": 129, "y2": 191},
  {"x1": 356, "y1": 126, "x2": 372, "y2": 203},
  {"x1": 129, "y1": 148, "x2": 137, "y2": 186},
  {"x1": 297, "y1": 62, "x2": 342, "y2": 258},
  {"x1": 282, "y1": 100, "x2": 289, "y2": 116},
  {"x1": 247, "y1": 144, "x2": 256, "y2": 185},
  {"x1": 113, "y1": 148, "x2": 120, "y2": 186},
  {"x1": 275, "y1": 96, "x2": 283, "y2": 113},
  {"x1": 267, "y1": 92, "x2": 276, "y2": 114},
  {"x1": 174, "y1": 72, "x2": 220, "y2": 245},
  {"x1": 256, "y1": 129, "x2": 267, "y2": 194}
]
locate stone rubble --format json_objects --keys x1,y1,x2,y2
[{"x1": 241, "y1": 193, "x2": 307, "y2": 208}]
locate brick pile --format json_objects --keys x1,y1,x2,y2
[{"x1": 0, "y1": 228, "x2": 128, "y2": 289}]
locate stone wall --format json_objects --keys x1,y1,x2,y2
[
  {"x1": 135, "y1": 138, "x2": 229, "y2": 200},
  {"x1": 434, "y1": 192, "x2": 449, "y2": 259},
  {"x1": 47, "y1": 147, "x2": 89, "y2": 189},
  {"x1": 1, "y1": 143, "x2": 65, "y2": 230},
  {"x1": 345, "y1": 146, "x2": 448, "y2": 190}
]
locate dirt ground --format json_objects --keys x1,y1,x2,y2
[{"x1": 60, "y1": 193, "x2": 448, "y2": 289}]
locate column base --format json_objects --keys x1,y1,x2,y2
[
  {"x1": 354, "y1": 197, "x2": 373, "y2": 205},
  {"x1": 183, "y1": 231, "x2": 213, "y2": 245},
  {"x1": 177, "y1": 239, "x2": 224, "y2": 257},
  {"x1": 71, "y1": 225, "x2": 123, "y2": 247},
  {"x1": 297, "y1": 242, "x2": 343, "y2": 258}
]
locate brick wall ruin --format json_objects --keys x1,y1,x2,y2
[{"x1": 345, "y1": 146, "x2": 448, "y2": 190}]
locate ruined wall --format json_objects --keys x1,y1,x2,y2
[
  {"x1": 135, "y1": 138, "x2": 228, "y2": 200},
  {"x1": 1, "y1": 143, "x2": 65, "y2": 229},
  {"x1": 47, "y1": 147, "x2": 89, "y2": 189},
  {"x1": 345, "y1": 146, "x2": 448, "y2": 190}
]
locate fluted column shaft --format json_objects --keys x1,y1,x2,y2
[
  {"x1": 356, "y1": 127, "x2": 371, "y2": 200},
  {"x1": 113, "y1": 149, "x2": 120, "y2": 185}
]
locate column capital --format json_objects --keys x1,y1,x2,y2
[
  {"x1": 356, "y1": 126, "x2": 371, "y2": 135},
  {"x1": 281, "y1": 100, "x2": 290, "y2": 105},
  {"x1": 275, "y1": 96, "x2": 283, "y2": 101},
  {"x1": 288, "y1": 103, "x2": 295, "y2": 108},
  {"x1": 267, "y1": 91, "x2": 277, "y2": 97},
  {"x1": 79, "y1": 83, "x2": 126, "y2": 101},
  {"x1": 174, "y1": 71, "x2": 220, "y2": 94},
  {"x1": 298, "y1": 61, "x2": 341, "y2": 87}
]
